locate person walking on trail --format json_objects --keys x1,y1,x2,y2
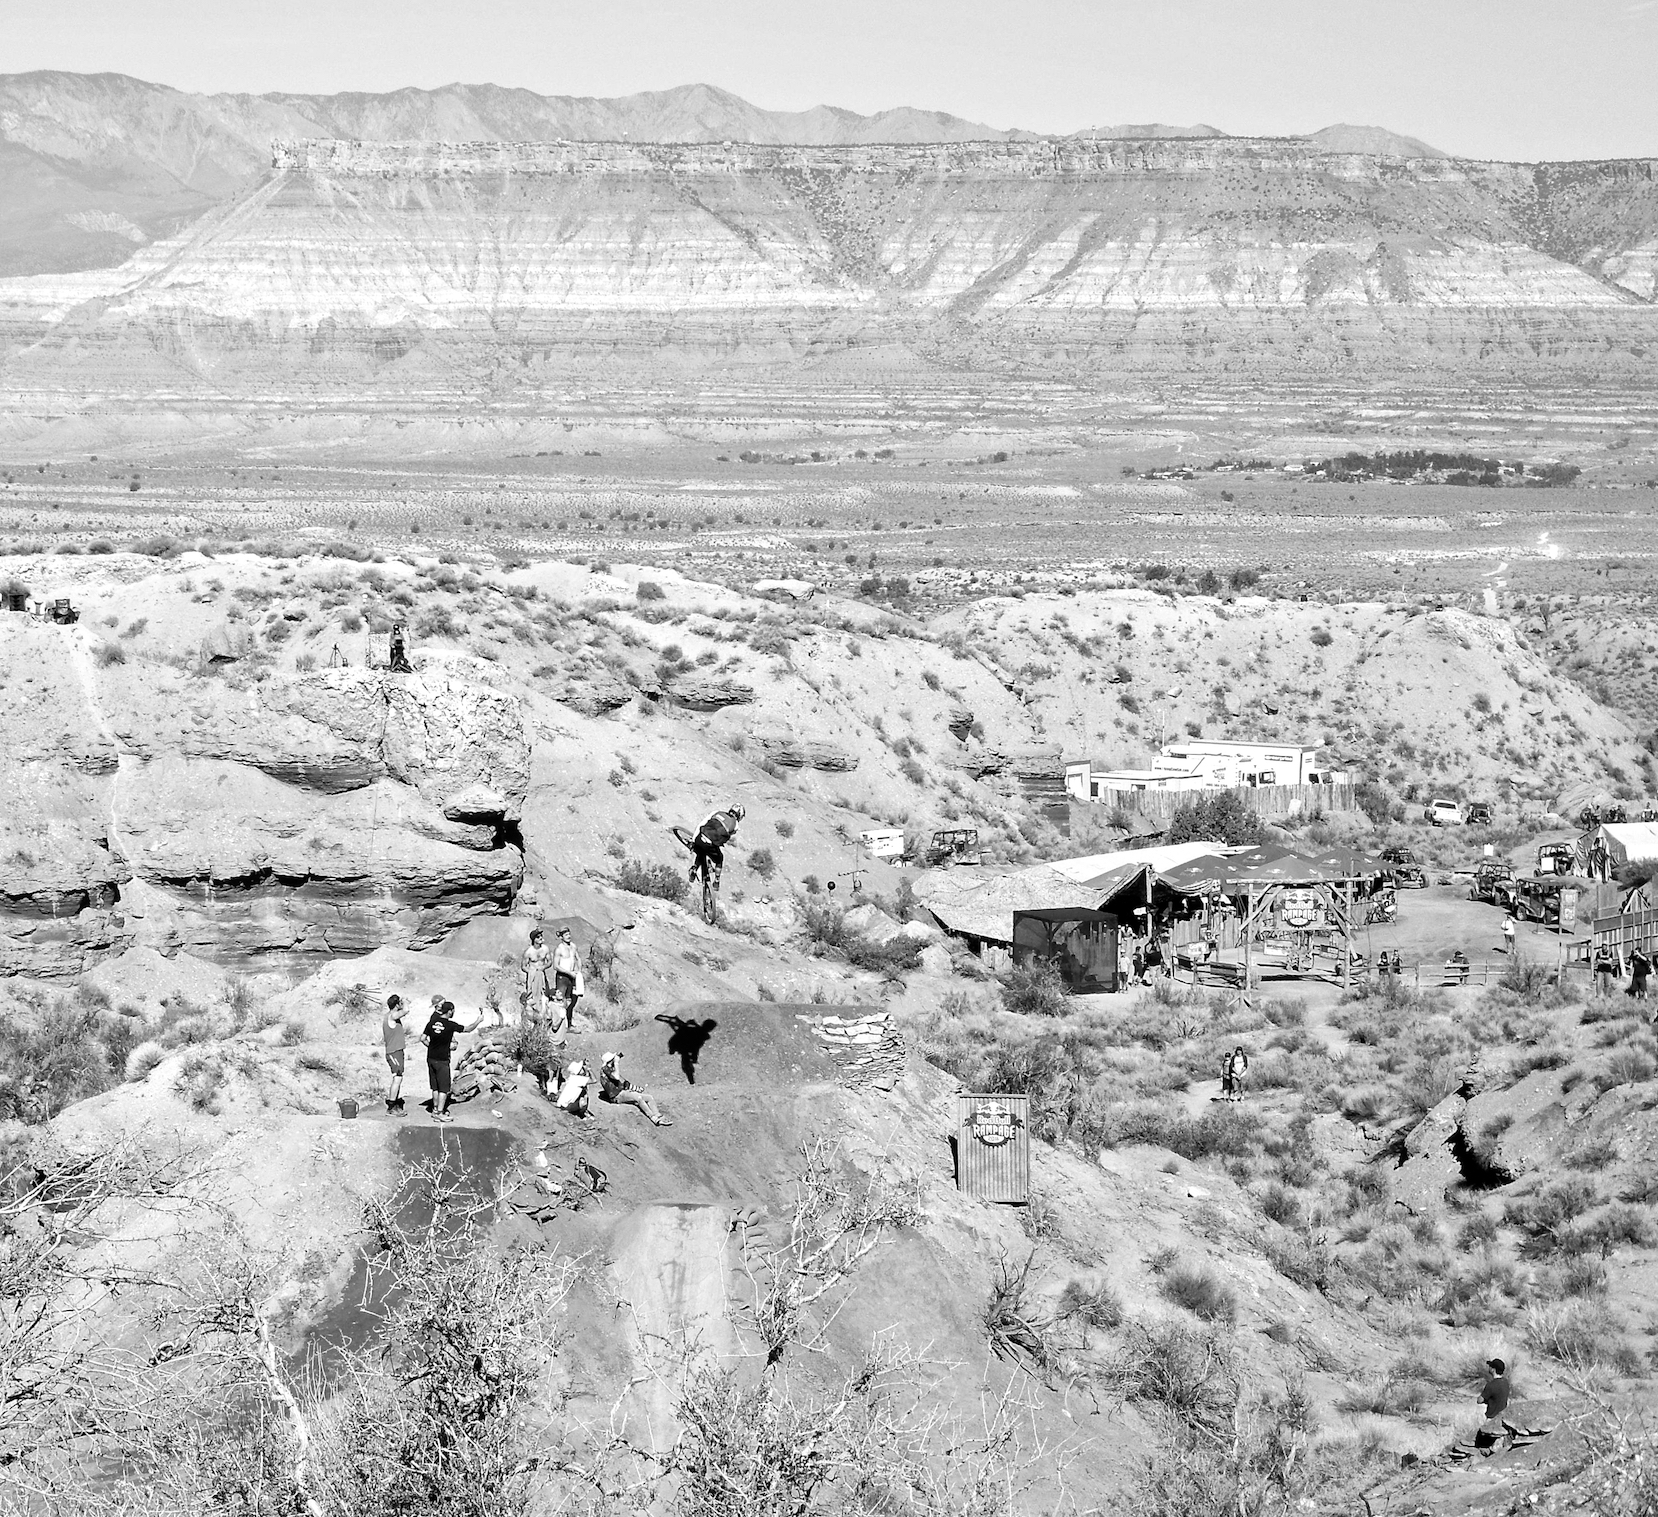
[
  {"x1": 688, "y1": 803, "x2": 745, "y2": 890},
  {"x1": 551, "y1": 927, "x2": 582, "y2": 1032},
  {"x1": 1221, "y1": 1046, "x2": 1249, "y2": 1103},
  {"x1": 422, "y1": 998, "x2": 483, "y2": 1123},
  {"x1": 1629, "y1": 945, "x2": 1652, "y2": 1001},
  {"x1": 382, "y1": 995, "x2": 411, "y2": 1114},
  {"x1": 522, "y1": 928, "x2": 553, "y2": 1025},
  {"x1": 598, "y1": 1051, "x2": 673, "y2": 1127},
  {"x1": 1502, "y1": 914, "x2": 1517, "y2": 956},
  {"x1": 1594, "y1": 942, "x2": 1622, "y2": 998}
]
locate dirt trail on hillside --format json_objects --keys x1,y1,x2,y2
[{"x1": 607, "y1": 1203, "x2": 741, "y2": 1451}]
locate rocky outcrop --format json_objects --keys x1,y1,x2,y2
[
  {"x1": 543, "y1": 667, "x2": 635, "y2": 717},
  {"x1": 669, "y1": 677, "x2": 754, "y2": 712},
  {"x1": 946, "y1": 706, "x2": 975, "y2": 741},
  {"x1": 751, "y1": 733, "x2": 859, "y2": 772},
  {"x1": 0, "y1": 624, "x2": 530, "y2": 973}
]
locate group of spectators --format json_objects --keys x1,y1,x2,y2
[{"x1": 373, "y1": 921, "x2": 673, "y2": 1127}]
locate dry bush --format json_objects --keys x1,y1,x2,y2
[
  {"x1": 1159, "y1": 1264, "x2": 1238, "y2": 1323},
  {"x1": 1107, "y1": 1321, "x2": 1240, "y2": 1440},
  {"x1": 1057, "y1": 1279, "x2": 1124, "y2": 1332},
  {"x1": 616, "y1": 856, "x2": 688, "y2": 905}
]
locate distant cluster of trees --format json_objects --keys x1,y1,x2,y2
[{"x1": 1307, "y1": 451, "x2": 1583, "y2": 487}]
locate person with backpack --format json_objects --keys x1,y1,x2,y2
[{"x1": 688, "y1": 804, "x2": 745, "y2": 891}]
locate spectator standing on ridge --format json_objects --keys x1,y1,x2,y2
[
  {"x1": 522, "y1": 928, "x2": 553, "y2": 1025},
  {"x1": 551, "y1": 927, "x2": 582, "y2": 1033},
  {"x1": 598, "y1": 1051, "x2": 673, "y2": 1127},
  {"x1": 1480, "y1": 1357, "x2": 1511, "y2": 1422},
  {"x1": 1594, "y1": 942, "x2": 1622, "y2": 998},
  {"x1": 382, "y1": 995, "x2": 410, "y2": 1115},
  {"x1": 389, "y1": 621, "x2": 412, "y2": 673},
  {"x1": 422, "y1": 998, "x2": 483, "y2": 1124},
  {"x1": 1629, "y1": 944, "x2": 1652, "y2": 1001}
]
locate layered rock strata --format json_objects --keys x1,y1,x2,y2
[
  {"x1": 0, "y1": 625, "x2": 528, "y2": 974},
  {"x1": 2, "y1": 139, "x2": 1656, "y2": 390}
]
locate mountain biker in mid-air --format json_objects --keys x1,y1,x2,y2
[{"x1": 689, "y1": 803, "x2": 744, "y2": 891}]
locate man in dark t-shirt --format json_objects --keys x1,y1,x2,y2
[{"x1": 422, "y1": 998, "x2": 483, "y2": 1123}]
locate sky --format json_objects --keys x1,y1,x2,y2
[{"x1": 7, "y1": 0, "x2": 1657, "y2": 161}]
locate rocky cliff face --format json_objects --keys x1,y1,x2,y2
[
  {"x1": 2, "y1": 135, "x2": 1653, "y2": 389},
  {"x1": 0, "y1": 629, "x2": 528, "y2": 976}
]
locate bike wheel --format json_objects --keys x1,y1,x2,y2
[{"x1": 702, "y1": 870, "x2": 716, "y2": 925}]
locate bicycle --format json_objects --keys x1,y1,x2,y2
[{"x1": 670, "y1": 825, "x2": 720, "y2": 924}]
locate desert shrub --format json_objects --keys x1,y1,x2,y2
[
  {"x1": 1257, "y1": 1183, "x2": 1302, "y2": 1227},
  {"x1": 636, "y1": 581, "x2": 665, "y2": 601},
  {"x1": 1597, "y1": 1048, "x2": 1657, "y2": 1091},
  {"x1": 1001, "y1": 960, "x2": 1068, "y2": 1018},
  {"x1": 1260, "y1": 1229, "x2": 1336, "y2": 1294},
  {"x1": 617, "y1": 857, "x2": 688, "y2": 905},
  {"x1": 1108, "y1": 1322, "x2": 1240, "y2": 1439},
  {"x1": 124, "y1": 1041, "x2": 167, "y2": 1084},
  {"x1": 1337, "y1": 1375, "x2": 1427, "y2": 1416},
  {"x1": 0, "y1": 997, "x2": 140, "y2": 1122},
  {"x1": 174, "y1": 1052, "x2": 228, "y2": 1113},
  {"x1": 1528, "y1": 1300, "x2": 1628, "y2": 1370},
  {"x1": 1057, "y1": 1279, "x2": 1123, "y2": 1332},
  {"x1": 1310, "y1": 628, "x2": 1333, "y2": 648},
  {"x1": 1506, "y1": 1178, "x2": 1601, "y2": 1253},
  {"x1": 95, "y1": 642, "x2": 126, "y2": 667},
  {"x1": 773, "y1": 819, "x2": 794, "y2": 839},
  {"x1": 747, "y1": 847, "x2": 777, "y2": 881},
  {"x1": 1160, "y1": 1264, "x2": 1237, "y2": 1323}
]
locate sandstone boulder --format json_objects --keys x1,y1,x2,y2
[
  {"x1": 753, "y1": 579, "x2": 817, "y2": 601},
  {"x1": 946, "y1": 706, "x2": 975, "y2": 740},
  {"x1": 841, "y1": 903, "x2": 902, "y2": 945},
  {"x1": 546, "y1": 667, "x2": 634, "y2": 717}
]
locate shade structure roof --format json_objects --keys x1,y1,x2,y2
[
  {"x1": 1156, "y1": 844, "x2": 1370, "y2": 894},
  {"x1": 913, "y1": 865, "x2": 1108, "y2": 944}
]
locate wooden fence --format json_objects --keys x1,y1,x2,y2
[
  {"x1": 1595, "y1": 907, "x2": 1658, "y2": 958},
  {"x1": 1070, "y1": 782, "x2": 1357, "y2": 846}
]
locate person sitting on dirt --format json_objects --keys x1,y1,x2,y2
[
  {"x1": 554, "y1": 1058, "x2": 595, "y2": 1120},
  {"x1": 421, "y1": 998, "x2": 484, "y2": 1124},
  {"x1": 382, "y1": 995, "x2": 411, "y2": 1115},
  {"x1": 388, "y1": 621, "x2": 413, "y2": 674},
  {"x1": 1221, "y1": 1046, "x2": 1249, "y2": 1104},
  {"x1": 551, "y1": 927, "x2": 582, "y2": 1032},
  {"x1": 598, "y1": 1051, "x2": 673, "y2": 1127},
  {"x1": 689, "y1": 803, "x2": 745, "y2": 889},
  {"x1": 523, "y1": 928, "x2": 553, "y2": 1025},
  {"x1": 1593, "y1": 942, "x2": 1622, "y2": 998}
]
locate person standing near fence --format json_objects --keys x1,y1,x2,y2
[
  {"x1": 1594, "y1": 942, "x2": 1622, "y2": 998},
  {"x1": 1628, "y1": 944, "x2": 1651, "y2": 1001}
]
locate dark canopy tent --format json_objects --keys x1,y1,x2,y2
[{"x1": 1013, "y1": 908, "x2": 1119, "y2": 992}]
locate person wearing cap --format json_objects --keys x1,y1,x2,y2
[
  {"x1": 551, "y1": 927, "x2": 582, "y2": 1032},
  {"x1": 523, "y1": 928, "x2": 553, "y2": 1025},
  {"x1": 1480, "y1": 1357, "x2": 1511, "y2": 1422},
  {"x1": 598, "y1": 1051, "x2": 672, "y2": 1127}
]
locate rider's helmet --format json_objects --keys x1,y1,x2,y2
[{"x1": 729, "y1": 803, "x2": 746, "y2": 821}]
